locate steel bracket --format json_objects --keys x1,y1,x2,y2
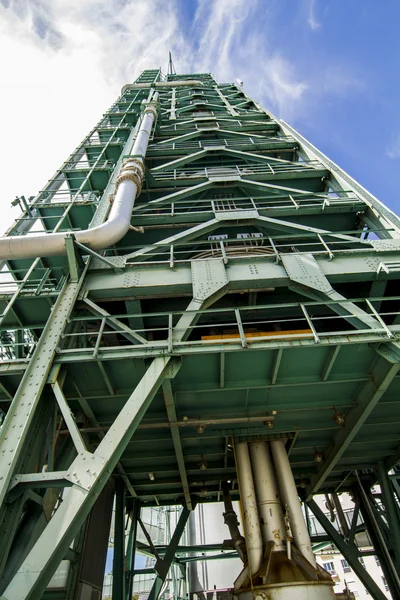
[{"x1": 191, "y1": 259, "x2": 228, "y2": 301}]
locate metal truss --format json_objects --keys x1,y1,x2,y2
[{"x1": 0, "y1": 67, "x2": 400, "y2": 600}]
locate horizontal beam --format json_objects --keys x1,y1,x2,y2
[
  {"x1": 84, "y1": 250, "x2": 400, "y2": 297},
  {"x1": 307, "y1": 358, "x2": 400, "y2": 497},
  {"x1": 56, "y1": 328, "x2": 400, "y2": 362}
]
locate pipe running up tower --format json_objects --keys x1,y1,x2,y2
[
  {"x1": 229, "y1": 439, "x2": 338, "y2": 600},
  {"x1": 1, "y1": 66, "x2": 399, "y2": 600}
]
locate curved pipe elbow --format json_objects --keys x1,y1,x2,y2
[{"x1": 0, "y1": 104, "x2": 155, "y2": 262}]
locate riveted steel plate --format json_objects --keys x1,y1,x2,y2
[
  {"x1": 191, "y1": 259, "x2": 228, "y2": 301},
  {"x1": 123, "y1": 271, "x2": 141, "y2": 288},
  {"x1": 204, "y1": 145, "x2": 226, "y2": 151},
  {"x1": 208, "y1": 174, "x2": 241, "y2": 182},
  {"x1": 281, "y1": 253, "x2": 333, "y2": 293},
  {"x1": 215, "y1": 210, "x2": 259, "y2": 220},
  {"x1": 370, "y1": 239, "x2": 400, "y2": 251}
]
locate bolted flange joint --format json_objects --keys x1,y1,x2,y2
[
  {"x1": 115, "y1": 157, "x2": 145, "y2": 197},
  {"x1": 144, "y1": 101, "x2": 158, "y2": 119}
]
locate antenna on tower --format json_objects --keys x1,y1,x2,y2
[{"x1": 167, "y1": 51, "x2": 176, "y2": 77}]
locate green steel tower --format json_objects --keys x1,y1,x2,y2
[{"x1": 0, "y1": 68, "x2": 400, "y2": 600}]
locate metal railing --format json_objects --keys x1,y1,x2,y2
[
  {"x1": 149, "y1": 135, "x2": 297, "y2": 152},
  {"x1": 133, "y1": 190, "x2": 361, "y2": 219},
  {"x1": 2, "y1": 297, "x2": 397, "y2": 362},
  {"x1": 49, "y1": 296, "x2": 400, "y2": 360},
  {"x1": 151, "y1": 160, "x2": 325, "y2": 181}
]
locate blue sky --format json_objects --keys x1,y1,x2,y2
[{"x1": 0, "y1": 0, "x2": 400, "y2": 231}]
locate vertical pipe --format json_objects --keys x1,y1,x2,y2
[
  {"x1": 222, "y1": 482, "x2": 247, "y2": 561},
  {"x1": 235, "y1": 442, "x2": 263, "y2": 575},
  {"x1": 270, "y1": 439, "x2": 316, "y2": 567},
  {"x1": 249, "y1": 442, "x2": 286, "y2": 551}
]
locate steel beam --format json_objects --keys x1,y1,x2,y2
[
  {"x1": 307, "y1": 358, "x2": 400, "y2": 497},
  {"x1": 162, "y1": 379, "x2": 192, "y2": 510},
  {"x1": 279, "y1": 118, "x2": 400, "y2": 235},
  {"x1": 354, "y1": 476, "x2": 400, "y2": 599},
  {"x1": 377, "y1": 461, "x2": 400, "y2": 570},
  {"x1": 0, "y1": 265, "x2": 89, "y2": 507},
  {"x1": 320, "y1": 345, "x2": 341, "y2": 381},
  {"x1": 83, "y1": 297, "x2": 147, "y2": 344},
  {"x1": 1, "y1": 357, "x2": 172, "y2": 599},
  {"x1": 83, "y1": 251, "x2": 400, "y2": 295},
  {"x1": 126, "y1": 500, "x2": 140, "y2": 600},
  {"x1": 52, "y1": 380, "x2": 87, "y2": 456},
  {"x1": 147, "y1": 507, "x2": 190, "y2": 600},
  {"x1": 307, "y1": 498, "x2": 387, "y2": 600},
  {"x1": 1, "y1": 262, "x2": 228, "y2": 598},
  {"x1": 112, "y1": 479, "x2": 125, "y2": 600}
]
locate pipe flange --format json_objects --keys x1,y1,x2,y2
[
  {"x1": 115, "y1": 158, "x2": 145, "y2": 197},
  {"x1": 144, "y1": 102, "x2": 158, "y2": 119}
]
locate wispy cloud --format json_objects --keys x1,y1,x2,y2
[
  {"x1": 385, "y1": 135, "x2": 400, "y2": 159},
  {"x1": 0, "y1": 0, "x2": 190, "y2": 83},
  {"x1": 191, "y1": 0, "x2": 310, "y2": 120},
  {"x1": 307, "y1": 0, "x2": 321, "y2": 30},
  {"x1": 0, "y1": 0, "x2": 367, "y2": 231}
]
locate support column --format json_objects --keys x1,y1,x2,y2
[
  {"x1": 270, "y1": 439, "x2": 316, "y2": 566},
  {"x1": 249, "y1": 442, "x2": 286, "y2": 551},
  {"x1": 377, "y1": 461, "x2": 400, "y2": 570},
  {"x1": 235, "y1": 442, "x2": 263, "y2": 577},
  {"x1": 72, "y1": 482, "x2": 114, "y2": 600},
  {"x1": 148, "y1": 507, "x2": 190, "y2": 600},
  {"x1": 112, "y1": 479, "x2": 125, "y2": 600},
  {"x1": 187, "y1": 510, "x2": 205, "y2": 598},
  {"x1": 307, "y1": 498, "x2": 387, "y2": 600},
  {"x1": 126, "y1": 500, "x2": 140, "y2": 600},
  {"x1": 354, "y1": 479, "x2": 400, "y2": 600}
]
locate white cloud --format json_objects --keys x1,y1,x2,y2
[
  {"x1": 0, "y1": 0, "x2": 189, "y2": 232},
  {"x1": 386, "y1": 135, "x2": 400, "y2": 159},
  {"x1": 0, "y1": 0, "x2": 364, "y2": 233},
  {"x1": 307, "y1": 0, "x2": 321, "y2": 30}
]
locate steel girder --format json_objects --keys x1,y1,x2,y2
[
  {"x1": 307, "y1": 498, "x2": 388, "y2": 600},
  {"x1": 0, "y1": 67, "x2": 400, "y2": 600},
  {"x1": 0, "y1": 258, "x2": 228, "y2": 599},
  {"x1": 147, "y1": 507, "x2": 191, "y2": 600}
]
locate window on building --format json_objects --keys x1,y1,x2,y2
[
  {"x1": 382, "y1": 577, "x2": 389, "y2": 591},
  {"x1": 323, "y1": 562, "x2": 336, "y2": 575},
  {"x1": 341, "y1": 559, "x2": 351, "y2": 573}
]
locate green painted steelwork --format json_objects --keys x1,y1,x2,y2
[{"x1": 0, "y1": 68, "x2": 399, "y2": 599}]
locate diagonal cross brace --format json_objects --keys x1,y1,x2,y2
[
  {"x1": 148, "y1": 508, "x2": 191, "y2": 600},
  {"x1": 307, "y1": 499, "x2": 388, "y2": 600},
  {"x1": 1, "y1": 261, "x2": 228, "y2": 600}
]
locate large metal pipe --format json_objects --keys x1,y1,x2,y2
[
  {"x1": 222, "y1": 482, "x2": 247, "y2": 562},
  {"x1": 0, "y1": 97, "x2": 158, "y2": 261},
  {"x1": 235, "y1": 442, "x2": 263, "y2": 576},
  {"x1": 270, "y1": 439, "x2": 316, "y2": 567},
  {"x1": 249, "y1": 441, "x2": 286, "y2": 551}
]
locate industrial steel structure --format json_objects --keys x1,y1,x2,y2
[{"x1": 0, "y1": 67, "x2": 400, "y2": 600}]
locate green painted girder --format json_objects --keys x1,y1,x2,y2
[
  {"x1": 159, "y1": 120, "x2": 278, "y2": 136},
  {"x1": 2, "y1": 73, "x2": 400, "y2": 599},
  {"x1": 145, "y1": 168, "x2": 329, "y2": 191}
]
